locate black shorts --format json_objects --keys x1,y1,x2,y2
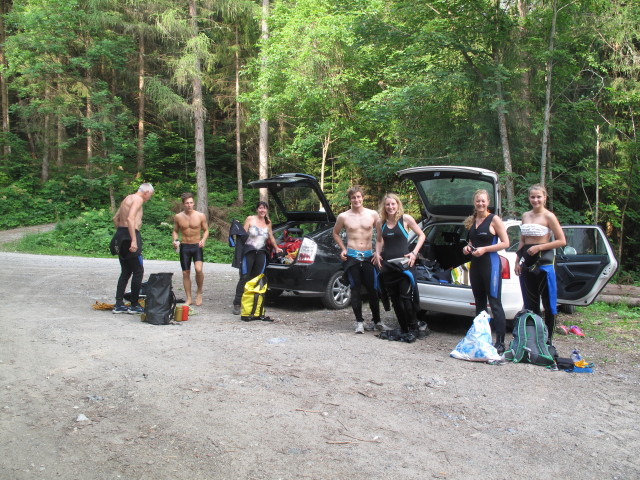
[
  {"x1": 115, "y1": 227, "x2": 142, "y2": 259},
  {"x1": 179, "y1": 243, "x2": 203, "y2": 271}
]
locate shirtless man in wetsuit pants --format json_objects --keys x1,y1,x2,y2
[
  {"x1": 112, "y1": 183, "x2": 154, "y2": 314},
  {"x1": 172, "y1": 193, "x2": 209, "y2": 306},
  {"x1": 333, "y1": 186, "x2": 387, "y2": 334}
]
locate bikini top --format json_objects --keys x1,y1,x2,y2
[
  {"x1": 520, "y1": 223, "x2": 551, "y2": 237},
  {"x1": 245, "y1": 224, "x2": 269, "y2": 250}
]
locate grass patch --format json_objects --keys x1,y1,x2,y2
[
  {"x1": 0, "y1": 233, "x2": 108, "y2": 257},
  {"x1": 562, "y1": 302, "x2": 640, "y2": 353},
  {"x1": 1, "y1": 210, "x2": 234, "y2": 264}
]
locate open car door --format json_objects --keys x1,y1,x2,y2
[
  {"x1": 247, "y1": 173, "x2": 334, "y2": 223},
  {"x1": 397, "y1": 166, "x2": 501, "y2": 222},
  {"x1": 555, "y1": 225, "x2": 618, "y2": 306}
]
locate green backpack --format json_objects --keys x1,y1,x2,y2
[{"x1": 504, "y1": 310, "x2": 556, "y2": 367}]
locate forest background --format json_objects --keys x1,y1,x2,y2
[{"x1": 0, "y1": 0, "x2": 638, "y2": 280}]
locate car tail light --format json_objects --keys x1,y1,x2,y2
[
  {"x1": 295, "y1": 238, "x2": 317, "y2": 264},
  {"x1": 500, "y1": 255, "x2": 510, "y2": 279}
]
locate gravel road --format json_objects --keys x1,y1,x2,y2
[{"x1": 0, "y1": 252, "x2": 638, "y2": 480}]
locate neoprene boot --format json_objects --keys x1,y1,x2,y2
[
  {"x1": 494, "y1": 334, "x2": 505, "y2": 355},
  {"x1": 416, "y1": 320, "x2": 431, "y2": 338}
]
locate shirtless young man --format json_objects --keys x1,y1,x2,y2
[
  {"x1": 172, "y1": 193, "x2": 209, "y2": 306},
  {"x1": 332, "y1": 186, "x2": 386, "y2": 334},
  {"x1": 112, "y1": 183, "x2": 154, "y2": 314}
]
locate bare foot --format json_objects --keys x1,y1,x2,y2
[
  {"x1": 195, "y1": 293, "x2": 203, "y2": 306},
  {"x1": 185, "y1": 296, "x2": 192, "y2": 306}
]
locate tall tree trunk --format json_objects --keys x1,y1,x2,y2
[
  {"x1": 137, "y1": 35, "x2": 145, "y2": 174},
  {"x1": 540, "y1": 0, "x2": 558, "y2": 186},
  {"x1": 109, "y1": 186, "x2": 116, "y2": 213},
  {"x1": 41, "y1": 85, "x2": 50, "y2": 182},
  {"x1": 258, "y1": 0, "x2": 269, "y2": 202},
  {"x1": 235, "y1": 27, "x2": 244, "y2": 205},
  {"x1": 320, "y1": 129, "x2": 333, "y2": 192},
  {"x1": 495, "y1": 79, "x2": 515, "y2": 217},
  {"x1": 189, "y1": 0, "x2": 209, "y2": 219},
  {"x1": 492, "y1": 1, "x2": 514, "y2": 216},
  {"x1": 516, "y1": 0, "x2": 532, "y2": 130},
  {"x1": 86, "y1": 89, "x2": 93, "y2": 170},
  {"x1": 56, "y1": 117, "x2": 64, "y2": 167},
  {"x1": 41, "y1": 116, "x2": 50, "y2": 182},
  {"x1": 0, "y1": 1, "x2": 11, "y2": 158}
]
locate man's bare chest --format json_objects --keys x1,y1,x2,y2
[
  {"x1": 345, "y1": 216, "x2": 374, "y2": 232},
  {"x1": 179, "y1": 214, "x2": 201, "y2": 230}
]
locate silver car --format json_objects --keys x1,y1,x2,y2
[{"x1": 398, "y1": 165, "x2": 619, "y2": 320}]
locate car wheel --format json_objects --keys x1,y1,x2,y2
[
  {"x1": 322, "y1": 270, "x2": 351, "y2": 309},
  {"x1": 266, "y1": 288, "x2": 283, "y2": 300},
  {"x1": 559, "y1": 304, "x2": 576, "y2": 314}
]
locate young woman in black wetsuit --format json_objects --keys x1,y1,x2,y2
[
  {"x1": 462, "y1": 189, "x2": 510, "y2": 353},
  {"x1": 232, "y1": 201, "x2": 282, "y2": 315},
  {"x1": 373, "y1": 193, "x2": 426, "y2": 337},
  {"x1": 514, "y1": 184, "x2": 566, "y2": 344}
]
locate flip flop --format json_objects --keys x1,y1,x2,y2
[
  {"x1": 556, "y1": 325, "x2": 569, "y2": 335},
  {"x1": 569, "y1": 325, "x2": 585, "y2": 337}
]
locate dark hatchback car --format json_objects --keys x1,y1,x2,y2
[{"x1": 248, "y1": 173, "x2": 351, "y2": 309}]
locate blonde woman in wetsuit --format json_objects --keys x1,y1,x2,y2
[
  {"x1": 232, "y1": 201, "x2": 282, "y2": 315},
  {"x1": 374, "y1": 193, "x2": 426, "y2": 340},
  {"x1": 462, "y1": 189, "x2": 510, "y2": 353},
  {"x1": 514, "y1": 184, "x2": 566, "y2": 344}
]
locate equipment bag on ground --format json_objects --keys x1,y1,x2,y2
[
  {"x1": 504, "y1": 310, "x2": 555, "y2": 366},
  {"x1": 241, "y1": 274, "x2": 269, "y2": 321},
  {"x1": 144, "y1": 272, "x2": 176, "y2": 325},
  {"x1": 450, "y1": 311, "x2": 502, "y2": 362}
]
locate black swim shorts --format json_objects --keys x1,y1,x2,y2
[{"x1": 179, "y1": 243, "x2": 204, "y2": 271}]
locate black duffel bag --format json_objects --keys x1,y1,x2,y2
[{"x1": 144, "y1": 273, "x2": 176, "y2": 325}]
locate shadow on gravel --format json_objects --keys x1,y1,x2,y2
[
  {"x1": 265, "y1": 292, "x2": 326, "y2": 313},
  {"x1": 420, "y1": 312, "x2": 473, "y2": 336}
]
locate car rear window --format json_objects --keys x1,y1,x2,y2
[
  {"x1": 416, "y1": 176, "x2": 497, "y2": 217},
  {"x1": 267, "y1": 185, "x2": 327, "y2": 223}
]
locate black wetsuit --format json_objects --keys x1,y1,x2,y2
[
  {"x1": 519, "y1": 245, "x2": 557, "y2": 342},
  {"x1": 468, "y1": 214, "x2": 506, "y2": 339},
  {"x1": 179, "y1": 243, "x2": 204, "y2": 271},
  {"x1": 380, "y1": 218, "x2": 417, "y2": 333},
  {"x1": 343, "y1": 250, "x2": 381, "y2": 325},
  {"x1": 114, "y1": 227, "x2": 144, "y2": 308}
]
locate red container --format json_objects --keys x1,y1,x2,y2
[{"x1": 182, "y1": 305, "x2": 189, "y2": 321}]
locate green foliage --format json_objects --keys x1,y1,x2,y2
[
  {"x1": 11, "y1": 209, "x2": 115, "y2": 255},
  {"x1": 8, "y1": 204, "x2": 234, "y2": 264},
  {"x1": 0, "y1": 176, "x2": 112, "y2": 229},
  {"x1": 1, "y1": 0, "x2": 639, "y2": 276},
  {"x1": 0, "y1": 133, "x2": 34, "y2": 186}
]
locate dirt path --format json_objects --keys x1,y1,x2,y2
[
  {"x1": 0, "y1": 223, "x2": 56, "y2": 243},
  {"x1": 0, "y1": 252, "x2": 638, "y2": 480}
]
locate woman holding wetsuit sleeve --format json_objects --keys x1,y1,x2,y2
[
  {"x1": 373, "y1": 193, "x2": 426, "y2": 339},
  {"x1": 232, "y1": 201, "x2": 282, "y2": 315},
  {"x1": 514, "y1": 184, "x2": 566, "y2": 344},
  {"x1": 462, "y1": 189, "x2": 510, "y2": 354}
]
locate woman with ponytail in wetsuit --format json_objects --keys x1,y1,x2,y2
[{"x1": 462, "y1": 189, "x2": 510, "y2": 353}]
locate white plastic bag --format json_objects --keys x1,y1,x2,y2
[{"x1": 450, "y1": 311, "x2": 502, "y2": 362}]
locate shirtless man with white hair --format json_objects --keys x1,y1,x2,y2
[
  {"x1": 112, "y1": 183, "x2": 154, "y2": 314},
  {"x1": 333, "y1": 186, "x2": 386, "y2": 334}
]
